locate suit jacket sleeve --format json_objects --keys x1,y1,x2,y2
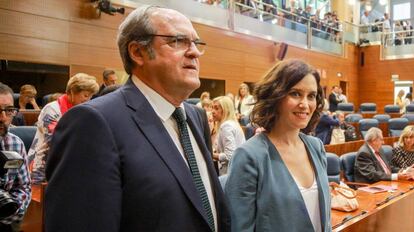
[
  {"x1": 329, "y1": 93, "x2": 341, "y2": 105},
  {"x1": 355, "y1": 150, "x2": 392, "y2": 183},
  {"x1": 45, "y1": 105, "x2": 122, "y2": 231},
  {"x1": 225, "y1": 146, "x2": 258, "y2": 232}
]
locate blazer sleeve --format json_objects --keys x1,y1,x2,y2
[
  {"x1": 355, "y1": 151, "x2": 391, "y2": 183},
  {"x1": 225, "y1": 146, "x2": 258, "y2": 232},
  {"x1": 217, "y1": 123, "x2": 238, "y2": 163},
  {"x1": 45, "y1": 105, "x2": 122, "y2": 232}
]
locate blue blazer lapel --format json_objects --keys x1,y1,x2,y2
[{"x1": 121, "y1": 79, "x2": 209, "y2": 224}]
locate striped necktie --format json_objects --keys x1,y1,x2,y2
[
  {"x1": 172, "y1": 107, "x2": 215, "y2": 232},
  {"x1": 374, "y1": 151, "x2": 391, "y2": 175}
]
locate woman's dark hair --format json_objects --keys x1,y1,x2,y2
[
  {"x1": 406, "y1": 92, "x2": 412, "y2": 101},
  {"x1": 251, "y1": 59, "x2": 324, "y2": 133}
]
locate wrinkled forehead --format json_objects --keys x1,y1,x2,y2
[{"x1": 150, "y1": 9, "x2": 198, "y2": 37}]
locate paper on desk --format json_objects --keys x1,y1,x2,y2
[{"x1": 358, "y1": 185, "x2": 397, "y2": 193}]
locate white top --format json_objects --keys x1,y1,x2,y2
[
  {"x1": 132, "y1": 75, "x2": 217, "y2": 231},
  {"x1": 383, "y1": 19, "x2": 391, "y2": 30},
  {"x1": 361, "y1": 14, "x2": 369, "y2": 25},
  {"x1": 234, "y1": 94, "x2": 255, "y2": 117},
  {"x1": 214, "y1": 120, "x2": 246, "y2": 175},
  {"x1": 293, "y1": 176, "x2": 322, "y2": 232}
]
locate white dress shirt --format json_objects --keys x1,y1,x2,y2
[{"x1": 132, "y1": 75, "x2": 217, "y2": 231}]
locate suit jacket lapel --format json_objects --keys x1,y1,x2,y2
[{"x1": 121, "y1": 79, "x2": 209, "y2": 224}]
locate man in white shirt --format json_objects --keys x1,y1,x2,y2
[
  {"x1": 382, "y1": 13, "x2": 391, "y2": 46},
  {"x1": 360, "y1": 10, "x2": 370, "y2": 43},
  {"x1": 45, "y1": 5, "x2": 230, "y2": 232}
]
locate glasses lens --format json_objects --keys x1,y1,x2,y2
[{"x1": 195, "y1": 42, "x2": 206, "y2": 54}]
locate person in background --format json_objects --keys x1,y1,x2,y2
[
  {"x1": 211, "y1": 96, "x2": 245, "y2": 175},
  {"x1": 354, "y1": 127, "x2": 412, "y2": 184},
  {"x1": 44, "y1": 6, "x2": 230, "y2": 232},
  {"x1": 337, "y1": 87, "x2": 347, "y2": 103},
  {"x1": 402, "y1": 92, "x2": 412, "y2": 114},
  {"x1": 396, "y1": 89, "x2": 405, "y2": 113},
  {"x1": 196, "y1": 91, "x2": 210, "y2": 108},
  {"x1": 315, "y1": 104, "x2": 339, "y2": 145},
  {"x1": 328, "y1": 85, "x2": 342, "y2": 112},
  {"x1": 17, "y1": 84, "x2": 40, "y2": 110},
  {"x1": 226, "y1": 59, "x2": 331, "y2": 232},
  {"x1": 234, "y1": 83, "x2": 254, "y2": 122},
  {"x1": 28, "y1": 73, "x2": 99, "y2": 184},
  {"x1": 392, "y1": 125, "x2": 414, "y2": 169},
  {"x1": 95, "y1": 69, "x2": 118, "y2": 97},
  {"x1": 0, "y1": 83, "x2": 31, "y2": 232}
]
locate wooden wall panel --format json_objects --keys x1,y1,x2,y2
[
  {"x1": 0, "y1": 0, "x2": 359, "y2": 104},
  {"x1": 0, "y1": 34, "x2": 69, "y2": 64},
  {"x1": 70, "y1": 64, "x2": 105, "y2": 84},
  {"x1": 359, "y1": 46, "x2": 414, "y2": 113}
]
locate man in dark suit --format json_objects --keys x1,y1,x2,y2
[
  {"x1": 45, "y1": 6, "x2": 230, "y2": 232},
  {"x1": 354, "y1": 127, "x2": 411, "y2": 183},
  {"x1": 93, "y1": 69, "x2": 118, "y2": 98},
  {"x1": 328, "y1": 85, "x2": 342, "y2": 112}
]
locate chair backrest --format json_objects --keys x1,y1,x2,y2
[
  {"x1": 326, "y1": 152, "x2": 340, "y2": 183},
  {"x1": 185, "y1": 98, "x2": 200, "y2": 105},
  {"x1": 42, "y1": 93, "x2": 54, "y2": 107},
  {"x1": 337, "y1": 103, "x2": 354, "y2": 113},
  {"x1": 345, "y1": 113, "x2": 363, "y2": 123},
  {"x1": 373, "y1": 114, "x2": 391, "y2": 123},
  {"x1": 243, "y1": 124, "x2": 256, "y2": 140},
  {"x1": 340, "y1": 152, "x2": 358, "y2": 182},
  {"x1": 389, "y1": 118, "x2": 409, "y2": 137},
  {"x1": 401, "y1": 114, "x2": 414, "y2": 122},
  {"x1": 9, "y1": 126, "x2": 37, "y2": 153},
  {"x1": 384, "y1": 104, "x2": 401, "y2": 114},
  {"x1": 359, "y1": 118, "x2": 379, "y2": 139},
  {"x1": 406, "y1": 104, "x2": 414, "y2": 113},
  {"x1": 380, "y1": 145, "x2": 393, "y2": 164},
  {"x1": 360, "y1": 103, "x2": 377, "y2": 113},
  {"x1": 13, "y1": 93, "x2": 20, "y2": 103}
]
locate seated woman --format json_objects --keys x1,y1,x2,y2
[
  {"x1": 225, "y1": 59, "x2": 331, "y2": 232},
  {"x1": 211, "y1": 96, "x2": 245, "y2": 176},
  {"x1": 28, "y1": 73, "x2": 99, "y2": 184},
  {"x1": 392, "y1": 125, "x2": 414, "y2": 169},
  {"x1": 17, "y1": 84, "x2": 40, "y2": 110}
]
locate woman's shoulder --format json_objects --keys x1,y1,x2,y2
[
  {"x1": 235, "y1": 133, "x2": 270, "y2": 158},
  {"x1": 300, "y1": 133, "x2": 323, "y2": 148}
]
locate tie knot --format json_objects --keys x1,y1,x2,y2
[{"x1": 172, "y1": 107, "x2": 185, "y2": 124}]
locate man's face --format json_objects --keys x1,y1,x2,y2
[
  {"x1": 370, "y1": 135, "x2": 384, "y2": 152},
  {"x1": 104, "y1": 74, "x2": 118, "y2": 86},
  {"x1": 138, "y1": 9, "x2": 202, "y2": 103},
  {"x1": 0, "y1": 93, "x2": 15, "y2": 137}
]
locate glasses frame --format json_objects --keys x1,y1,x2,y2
[
  {"x1": 145, "y1": 34, "x2": 207, "y2": 54},
  {"x1": 0, "y1": 107, "x2": 18, "y2": 117}
]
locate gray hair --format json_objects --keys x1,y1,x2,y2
[
  {"x1": 0, "y1": 83, "x2": 14, "y2": 96},
  {"x1": 117, "y1": 6, "x2": 160, "y2": 74},
  {"x1": 364, "y1": 127, "x2": 382, "y2": 142}
]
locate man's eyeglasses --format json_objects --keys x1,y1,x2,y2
[
  {"x1": 0, "y1": 107, "x2": 18, "y2": 117},
  {"x1": 147, "y1": 34, "x2": 206, "y2": 54}
]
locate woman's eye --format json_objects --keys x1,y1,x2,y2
[
  {"x1": 289, "y1": 91, "x2": 300, "y2": 97},
  {"x1": 308, "y1": 94, "x2": 316, "y2": 100}
]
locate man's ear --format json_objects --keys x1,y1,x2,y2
[{"x1": 128, "y1": 41, "x2": 145, "y2": 66}]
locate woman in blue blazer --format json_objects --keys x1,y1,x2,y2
[{"x1": 225, "y1": 59, "x2": 331, "y2": 232}]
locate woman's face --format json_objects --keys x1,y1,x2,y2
[
  {"x1": 70, "y1": 90, "x2": 93, "y2": 106},
  {"x1": 276, "y1": 74, "x2": 318, "y2": 130},
  {"x1": 404, "y1": 135, "x2": 414, "y2": 150},
  {"x1": 22, "y1": 93, "x2": 36, "y2": 103},
  {"x1": 212, "y1": 101, "x2": 223, "y2": 122},
  {"x1": 239, "y1": 86, "x2": 247, "y2": 97}
]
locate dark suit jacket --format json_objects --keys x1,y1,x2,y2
[
  {"x1": 354, "y1": 143, "x2": 400, "y2": 184},
  {"x1": 328, "y1": 93, "x2": 341, "y2": 112},
  {"x1": 315, "y1": 113, "x2": 340, "y2": 145},
  {"x1": 45, "y1": 79, "x2": 230, "y2": 232}
]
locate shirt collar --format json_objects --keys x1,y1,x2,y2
[{"x1": 131, "y1": 75, "x2": 185, "y2": 122}]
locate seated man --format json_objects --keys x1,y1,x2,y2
[
  {"x1": 0, "y1": 83, "x2": 31, "y2": 232},
  {"x1": 354, "y1": 127, "x2": 411, "y2": 184}
]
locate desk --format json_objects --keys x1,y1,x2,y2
[
  {"x1": 332, "y1": 181, "x2": 414, "y2": 232},
  {"x1": 21, "y1": 184, "x2": 44, "y2": 232},
  {"x1": 20, "y1": 110, "x2": 40, "y2": 126}
]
